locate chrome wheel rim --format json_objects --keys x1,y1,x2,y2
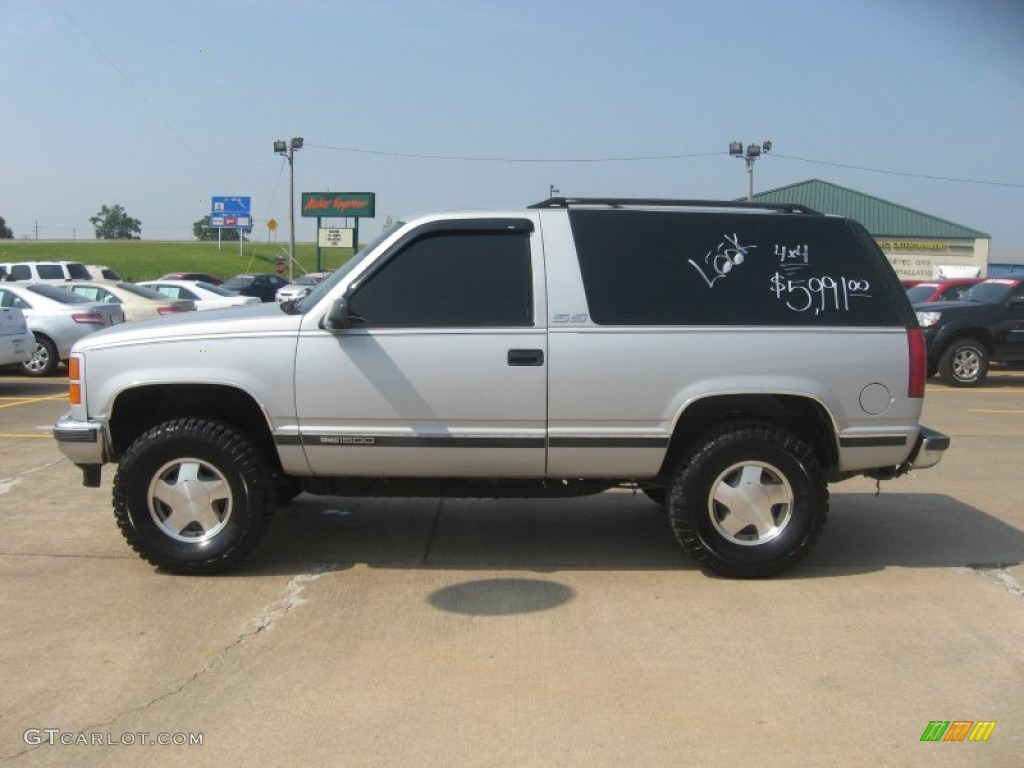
[
  {"x1": 952, "y1": 348, "x2": 981, "y2": 381},
  {"x1": 25, "y1": 342, "x2": 49, "y2": 373},
  {"x1": 708, "y1": 461, "x2": 793, "y2": 546},
  {"x1": 147, "y1": 458, "x2": 233, "y2": 542}
]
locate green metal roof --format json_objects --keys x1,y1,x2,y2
[{"x1": 749, "y1": 179, "x2": 989, "y2": 239}]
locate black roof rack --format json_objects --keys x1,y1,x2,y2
[{"x1": 528, "y1": 196, "x2": 821, "y2": 215}]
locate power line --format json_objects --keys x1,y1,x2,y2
[
  {"x1": 53, "y1": 0, "x2": 218, "y2": 183},
  {"x1": 771, "y1": 153, "x2": 1024, "y2": 189},
  {"x1": 309, "y1": 142, "x2": 1022, "y2": 189},
  {"x1": 308, "y1": 143, "x2": 722, "y2": 164}
]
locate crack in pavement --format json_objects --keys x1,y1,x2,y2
[
  {"x1": 963, "y1": 566, "x2": 1024, "y2": 602},
  {"x1": 0, "y1": 458, "x2": 65, "y2": 495},
  {"x1": 2, "y1": 563, "x2": 336, "y2": 762}
]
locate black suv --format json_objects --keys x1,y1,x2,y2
[{"x1": 914, "y1": 277, "x2": 1024, "y2": 386}]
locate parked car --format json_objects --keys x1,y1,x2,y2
[
  {"x1": 84, "y1": 264, "x2": 122, "y2": 281},
  {"x1": 159, "y1": 271, "x2": 223, "y2": 285},
  {"x1": 0, "y1": 306, "x2": 34, "y2": 368},
  {"x1": 905, "y1": 278, "x2": 982, "y2": 303},
  {"x1": 222, "y1": 273, "x2": 290, "y2": 302},
  {"x1": 275, "y1": 271, "x2": 332, "y2": 303},
  {"x1": 914, "y1": 277, "x2": 1024, "y2": 386},
  {"x1": 0, "y1": 282, "x2": 123, "y2": 375},
  {"x1": 62, "y1": 281, "x2": 195, "y2": 321},
  {"x1": 138, "y1": 280, "x2": 261, "y2": 311},
  {"x1": 0, "y1": 260, "x2": 91, "y2": 282}
]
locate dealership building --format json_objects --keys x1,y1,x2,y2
[{"x1": 751, "y1": 179, "x2": 990, "y2": 281}]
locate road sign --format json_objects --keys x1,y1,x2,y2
[
  {"x1": 267, "y1": 218, "x2": 278, "y2": 231},
  {"x1": 319, "y1": 228, "x2": 354, "y2": 248},
  {"x1": 211, "y1": 215, "x2": 252, "y2": 228},
  {"x1": 211, "y1": 196, "x2": 252, "y2": 228}
]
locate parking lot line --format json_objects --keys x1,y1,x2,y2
[{"x1": 0, "y1": 394, "x2": 67, "y2": 410}]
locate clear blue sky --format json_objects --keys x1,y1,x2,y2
[{"x1": 3, "y1": 0, "x2": 1023, "y2": 245}]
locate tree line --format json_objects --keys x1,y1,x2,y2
[{"x1": 0, "y1": 205, "x2": 252, "y2": 241}]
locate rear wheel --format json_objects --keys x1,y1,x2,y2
[
  {"x1": 667, "y1": 423, "x2": 828, "y2": 578},
  {"x1": 113, "y1": 418, "x2": 276, "y2": 574},
  {"x1": 938, "y1": 338, "x2": 988, "y2": 387}
]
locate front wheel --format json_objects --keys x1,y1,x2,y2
[
  {"x1": 667, "y1": 423, "x2": 828, "y2": 578},
  {"x1": 938, "y1": 338, "x2": 988, "y2": 387},
  {"x1": 113, "y1": 418, "x2": 276, "y2": 574},
  {"x1": 22, "y1": 334, "x2": 59, "y2": 377}
]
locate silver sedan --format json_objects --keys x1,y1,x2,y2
[{"x1": 0, "y1": 283, "x2": 124, "y2": 376}]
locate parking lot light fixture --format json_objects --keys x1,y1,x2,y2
[
  {"x1": 730, "y1": 140, "x2": 772, "y2": 201},
  {"x1": 274, "y1": 137, "x2": 304, "y2": 280}
]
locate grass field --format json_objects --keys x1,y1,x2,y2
[{"x1": 0, "y1": 239, "x2": 356, "y2": 283}]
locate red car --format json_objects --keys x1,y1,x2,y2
[
  {"x1": 905, "y1": 278, "x2": 982, "y2": 303},
  {"x1": 159, "y1": 271, "x2": 223, "y2": 285}
]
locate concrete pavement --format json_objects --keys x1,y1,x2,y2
[{"x1": 1, "y1": 370, "x2": 1022, "y2": 766}]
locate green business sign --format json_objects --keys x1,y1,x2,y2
[{"x1": 301, "y1": 192, "x2": 375, "y2": 218}]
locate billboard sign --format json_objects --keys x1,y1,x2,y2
[{"x1": 301, "y1": 192, "x2": 375, "y2": 218}]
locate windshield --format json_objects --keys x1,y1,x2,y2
[
  {"x1": 288, "y1": 226, "x2": 402, "y2": 314},
  {"x1": 905, "y1": 284, "x2": 939, "y2": 303},
  {"x1": 26, "y1": 284, "x2": 93, "y2": 303},
  {"x1": 959, "y1": 280, "x2": 1015, "y2": 304}
]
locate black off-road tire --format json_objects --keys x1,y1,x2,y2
[
  {"x1": 113, "y1": 418, "x2": 276, "y2": 574},
  {"x1": 667, "y1": 423, "x2": 828, "y2": 579},
  {"x1": 938, "y1": 338, "x2": 988, "y2": 387}
]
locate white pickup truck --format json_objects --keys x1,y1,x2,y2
[{"x1": 54, "y1": 198, "x2": 948, "y2": 577}]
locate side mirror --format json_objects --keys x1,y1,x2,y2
[{"x1": 324, "y1": 298, "x2": 352, "y2": 330}]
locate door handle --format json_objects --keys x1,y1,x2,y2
[{"x1": 508, "y1": 349, "x2": 544, "y2": 366}]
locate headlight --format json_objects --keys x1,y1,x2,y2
[{"x1": 916, "y1": 311, "x2": 941, "y2": 328}]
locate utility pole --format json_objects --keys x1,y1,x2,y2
[{"x1": 274, "y1": 137, "x2": 304, "y2": 280}]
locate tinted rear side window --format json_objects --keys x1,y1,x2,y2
[
  {"x1": 570, "y1": 210, "x2": 905, "y2": 326},
  {"x1": 36, "y1": 264, "x2": 64, "y2": 279}
]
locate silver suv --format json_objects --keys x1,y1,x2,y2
[{"x1": 54, "y1": 198, "x2": 948, "y2": 577}]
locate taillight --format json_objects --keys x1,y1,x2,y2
[
  {"x1": 157, "y1": 305, "x2": 187, "y2": 315},
  {"x1": 71, "y1": 312, "x2": 104, "y2": 325},
  {"x1": 907, "y1": 327, "x2": 926, "y2": 398}
]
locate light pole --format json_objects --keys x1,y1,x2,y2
[
  {"x1": 729, "y1": 140, "x2": 772, "y2": 201},
  {"x1": 273, "y1": 137, "x2": 304, "y2": 280}
]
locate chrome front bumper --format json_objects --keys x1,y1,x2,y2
[{"x1": 53, "y1": 411, "x2": 108, "y2": 486}]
